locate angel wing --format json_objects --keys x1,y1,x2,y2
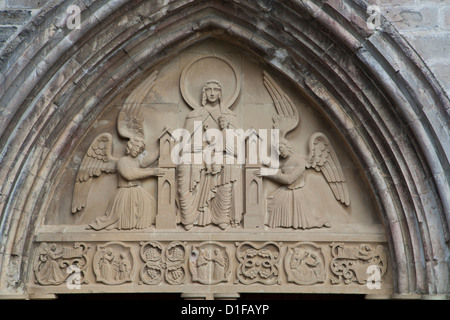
[
  {"x1": 117, "y1": 70, "x2": 158, "y2": 140},
  {"x1": 263, "y1": 70, "x2": 300, "y2": 139},
  {"x1": 71, "y1": 133, "x2": 117, "y2": 213},
  {"x1": 306, "y1": 132, "x2": 350, "y2": 206}
]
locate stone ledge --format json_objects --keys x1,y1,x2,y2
[
  {"x1": 34, "y1": 225, "x2": 388, "y2": 242},
  {"x1": 27, "y1": 283, "x2": 393, "y2": 296}
]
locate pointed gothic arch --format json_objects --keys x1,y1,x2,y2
[{"x1": 0, "y1": 0, "x2": 448, "y2": 299}]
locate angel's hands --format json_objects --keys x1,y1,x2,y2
[
  {"x1": 261, "y1": 158, "x2": 271, "y2": 167},
  {"x1": 154, "y1": 168, "x2": 166, "y2": 177},
  {"x1": 139, "y1": 150, "x2": 148, "y2": 158},
  {"x1": 254, "y1": 169, "x2": 265, "y2": 177}
]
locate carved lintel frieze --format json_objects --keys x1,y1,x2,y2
[{"x1": 30, "y1": 237, "x2": 391, "y2": 296}]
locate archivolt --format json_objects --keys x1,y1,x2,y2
[{"x1": 0, "y1": 0, "x2": 448, "y2": 296}]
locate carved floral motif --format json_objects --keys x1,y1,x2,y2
[
  {"x1": 330, "y1": 242, "x2": 387, "y2": 285},
  {"x1": 140, "y1": 241, "x2": 164, "y2": 285},
  {"x1": 31, "y1": 240, "x2": 390, "y2": 292},
  {"x1": 139, "y1": 241, "x2": 187, "y2": 285},
  {"x1": 236, "y1": 242, "x2": 281, "y2": 285}
]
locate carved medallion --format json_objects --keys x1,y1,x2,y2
[
  {"x1": 165, "y1": 241, "x2": 187, "y2": 285},
  {"x1": 189, "y1": 242, "x2": 230, "y2": 284},
  {"x1": 139, "y1": 241, "x2": 187, "y2": 285},
  {"x1": 285, "y1": 242, "x2": 325, "y2": 285},
  {"x1": 93, "y1": 242, "x2": 134, "y2": 285},
  {"x1": 236, "y1": 242, "x2": 281, "y2": 285},
  {"x1": 139, "y1": 241, "x2": 164, "y2": 285}
]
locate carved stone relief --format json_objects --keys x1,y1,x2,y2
[
  {"x1": 236, "y1": 242, "x2": 281, "y2": 285},
  {"x1": 30, "y1": 239, "x2": 391, "y2": 295},
  {"x1": 66, "y1": 54, "x2": 353, "y2": 233},
  {"x1": 93, "y1": 242, "x2": 134, "y2": 285},
  {"x1": 177, "y1": 56, "x2": 244, "y2": 231},
  {"x1": 189, "y1": 242, "x2": 230, "y2": 284},
  {"x1": 139, "y1": 241, "x2": 164, "y2": 285},
  {"x1": 256, "y1": 72, "x2": 349, "y2": 230},
  {"x1": 165, "y1": 241, "x2": 187, "y2": 285},
  {"x1": 71, "y1": 71, "x2": 164, "y2": 231},
  {"x1": 139, "y1": 241, "x2": 187, "y2": 285},
  {"x1": 34, "y1": 40, "x2": 391, "y2": 296},
  {"x1": 33, "y1": 242, "x2": 90, "y2": 286},
  {"x1": 330, "y1": 242, "x2": 387, "y2": 285},
  {"x1": 285, "y1": 243, "x2": 326, "y2": 285}
]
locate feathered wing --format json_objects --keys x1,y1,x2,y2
[
  {"x1": 263, "y1": 70, "x2": 300, "y2": 139},
  {"x1": 117, "y1": 70, "x2": 158, "y2": 140},
  {"x1": 306, "y1": 132, "x2": 350, "y2": 206},
  {"x1": 71, "y1": 133, "x2": 117, "y2": 213}
]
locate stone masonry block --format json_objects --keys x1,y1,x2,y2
[
  {"x1": 406, "y1": 34, "x2": 450, "y2": 62},
  {"x1": 430, "y1": 64, "x2": 450, "y2": 94},
  {"x1": 442, "y1": 6, "x2": 450, "y2": 29},
  {"x1": 0, "y1": 25, "x2": 16, "y2": 42},
  {"x1": 0, "y1": 10, "x2": 31, "y2": 25},
  {"x1": 383, "y1": 5, "x2": 439, "y2": 31},
  {"x1": 5, "y1": 0, "x2": 43, "y2": 9}
]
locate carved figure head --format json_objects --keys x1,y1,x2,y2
[
  {"x1": 201, "y1": 80, "x2": 222, "y2": 107},
  {"x1": 218, "y1": 115, "x2": 230, "y2": 130},
  {"x1": 106, "y1": 248, "x2": 113, "y2": 256},
  {"x1": 126, "y1": 136, "x2": 146, "y2": 158}
]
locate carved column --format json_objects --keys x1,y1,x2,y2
[
  {"x1": 214, "y1": 293, "x2": 240, "y2": 300},
  {"x1": 180, "y1": 293, "x2": 240, "y2": 300},
  {"x1": 181, "y1": 293, "x2": 215, "y2": 300},
  {"x1": 156, "y1": 128, "x2": 177, "y2": 229},
  {"x1": 244, "y1": 130, "x2": 264, "y2": 229}
]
